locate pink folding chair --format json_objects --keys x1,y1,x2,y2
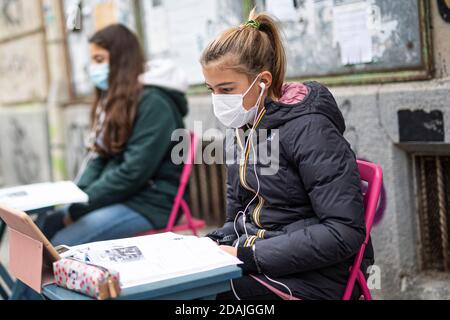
[
  {"x1": 138, "y1": 132, "x2": 206, "y2": 237},
  {"x1": 342, "y1": 160, "x2": 383, "y2": 300},
  {"x1": 248, "y1": 160, "x2": 383, "y2": 300}
]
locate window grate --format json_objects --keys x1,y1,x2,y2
[
  {"x1": 415, "y1": 155, "x2": 450, "y2": 272},
  {"x1": 188, "y1": 140, "x2": 227, "y2": 227}
]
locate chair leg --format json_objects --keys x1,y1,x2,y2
[
  {"x1": 0, "y1": 283, "x2": 8, "y2": 300},
  {"x1": 0, "y1": 221, "x2": 6, "y2": 243},
  {"x1": 180, "y1": 199, "x2": 197, "y2": 236},
  {"x1": 357, "y1": 270, "x2": 372, "y2": 300},
  {"x1": 0, "y1": 263, "x2": 14, "y2": 289}
]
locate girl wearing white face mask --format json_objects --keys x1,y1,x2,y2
[
  {"x1": 201, "y1": 10, "x2": 373, "y2": 300},
  {"x1": 211, "y1": 73, "x2": 266, "y2": 128}
]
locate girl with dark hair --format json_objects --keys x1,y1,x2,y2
[
  {"x1": 40, "y1": 24, "x2": 189, "y2": 246},
  {"x1": 32, "y1": 23, "x2": 187, "y2": 250}
]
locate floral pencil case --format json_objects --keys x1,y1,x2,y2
[{"x1": 53, "y1": 258, "x2": 121, "y2": 300}]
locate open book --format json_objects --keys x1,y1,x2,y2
[
  {"x1": 0, "y1": 181, "x2": 88, "y2": 211},
  {"x1": 60, "y1": 232, "x2": 243, "y2": 289}
]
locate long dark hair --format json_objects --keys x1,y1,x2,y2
[{"x1": 89, "y1": 24, "x2": 145, "y2": 156}]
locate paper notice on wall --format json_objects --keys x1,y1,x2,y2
[
  {"x1": 94, "y1": 1, "x2": 117, "y2": 31},
  {"x1": 266, "y1": 0, "x2": 299, "y2": 22},
  {"x1": 333, "y1": 1, "x2": 373, "y2": 65}
]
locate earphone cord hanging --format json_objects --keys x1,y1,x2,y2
[{"x1": 231, "y1": 84, "x2": 294, "y2": 300}]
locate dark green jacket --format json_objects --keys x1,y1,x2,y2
[{"x1": 69, "y1": 86, "x2": 188, "y2": 229}]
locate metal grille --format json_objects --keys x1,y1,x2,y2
[
  {"x1": 415, "y1": 155, "x2": 450, "y2": 272},
  {"x1": 188, "y1": 140, "x2": 227, "y2": 227}
]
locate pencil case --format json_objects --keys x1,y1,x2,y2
[{"x1": 53, "y1": 258, "x2": 121, "y2": 300}]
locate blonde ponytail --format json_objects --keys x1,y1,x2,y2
[{"x1": 201, "y1": 8, "x2": 286, "y2": 99}]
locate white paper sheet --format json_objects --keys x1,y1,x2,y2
[
  {"x1": 61, "y1": 233, "x2": 243, "y2": 289},
  {"x1": 333, "y1": 1, "x2": 373, "y2": 65},
  {"x1": 0, "y1": 181, "x2": 88, "y2": 211}
]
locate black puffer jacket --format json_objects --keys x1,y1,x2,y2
[{"x1": 207, "y1": 81, "x2": 374, "y2": 300}]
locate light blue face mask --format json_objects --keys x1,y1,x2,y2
[{"x1": 88, "y1": 63, "x2": 110, "y2": 91}]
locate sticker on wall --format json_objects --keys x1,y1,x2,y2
[{"x1": 398, "y1": 110, "x2": 445, "y2": 142}]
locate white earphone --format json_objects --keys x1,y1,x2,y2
[{"x1": 230, "y1": 78, "x2": 294, "y2": 300}]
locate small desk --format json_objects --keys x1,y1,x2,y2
[{"x1": 42, "y1": 265, "x2": 242, "y2": 300}]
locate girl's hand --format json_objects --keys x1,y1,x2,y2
[{"x1": 219, "y1": 245, "x2": 238, "y2": 257}]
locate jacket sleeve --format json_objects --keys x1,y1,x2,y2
[
  {"x1": 69, "y1": 93, "x2": 178, "y2": 221},
  {"x1": 247, "y1": 114, "x2": 366, "y2": 277},
  {"x1": 76, "y1": 154, "x2": 107, "y2": 190}
]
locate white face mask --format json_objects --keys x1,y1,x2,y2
[{"x1": 212, "y1": 75, "x2": 265, "y2": 128}]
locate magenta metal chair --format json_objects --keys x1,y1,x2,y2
[
  {"x1": 342, "y1": 160, "x2": 383, "y2": 300},
  {"x1": 139, "y1": 132, "x2": 206, "y2": 237},
  {"x1": 248, "y1": 160, "x2": 383, "y2": 300}
]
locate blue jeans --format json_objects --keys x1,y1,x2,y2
[
  {"x1": 13, "y1": 204, "x2": 154, "y2": 300},
  {"x1": 49, "y1": 204, "x2": 153, "y2": 246}
]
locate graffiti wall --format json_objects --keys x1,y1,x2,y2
[
  {"x1": 0, "y1": 107, "x2": 52, "y2": 186},
  {"x1": 0, "y1": 0, "x2": 50, "y2": 186},
  {"x1": 0, "y1": 0, "x2": 43, "y2": 40},
  {"x1": 0, "y1": 0, "x2": 48, "y2": 105}
]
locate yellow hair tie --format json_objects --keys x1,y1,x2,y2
[{"x1": 245, "y1": 20, "x2": 260, "y2": 30}]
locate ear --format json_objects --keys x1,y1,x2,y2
[{"x1": 259, "y1": 71, "x2": 273, "y2": 92}]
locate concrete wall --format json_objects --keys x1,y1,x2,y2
[
  {"x1": 332, "y1": 81, "x2": 450, "y2": 299},
  {"x1": 62, "y1": 105, "x2": 91, "y2": 180},
  {"x1": 0, "y1": 0, "x2": 70, "y2": 186},
  {"x1": 334, "y1": 1, "x2": 450, "y2": 299}
]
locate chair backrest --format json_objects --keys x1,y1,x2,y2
[
  {"x1": 165, "y1": 131, "x2": 198, "y2": 230},
  {"x1": 357, "y1": 160, "x2": 383, "y2": 243},
  {"x1": 342, "y1": 160, "x2": 383, "y2": 300}
]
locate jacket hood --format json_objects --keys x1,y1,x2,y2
[
  {"x1": 139, "y1": 59, "x2": 189, "y2": 93},
  {"x1": 139, "y1": 59, "x2": 189, "y2": 117},
  {"x1": 261, "y1": 81, "x2": 346, "y2": 134}
]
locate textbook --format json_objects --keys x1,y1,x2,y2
[
  {"x1": 59, "y1": 232, "x2": 243, "y2": 289},
  {"x1": 0, "y1": 181, "x2": 88, "y2": 211}
]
